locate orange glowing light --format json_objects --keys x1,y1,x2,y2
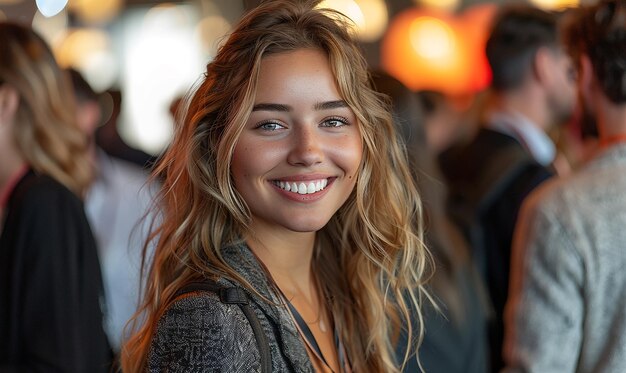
[{"x1": 381, "y1": 3, "x2": 496, "y2": 95}]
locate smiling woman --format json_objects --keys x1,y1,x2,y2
[
  {"x1": 232, "y1": 49, "x2": 362, "y2": 236},
  {"x1": 121, "y1": 1, "x2": 430, "y2": 372}
]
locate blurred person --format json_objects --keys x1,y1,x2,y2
[
  {"x1": 417, "y1": 90, "x2": 482, "y2": 157},
  {"x1": 504, "y1": 1, "x2": 626, "y2": 372},
  {"x1": 0, "y1": 22, "x2": 112, "y2": 371},
  {"x1": 121, "y1": 1, "x2": 430, "y2": 372},
  {"x1": 96, "y1": 89, "x2": 158, "y2": 170},
  {"x1": 68, "y1": 68, "x2": 156, "y2": 354},
  {"x1": 371, "y1": 71, "x2": 491, "y2": 373},
  {"x1": 439, "y1": 5, "x2": 577, "y2": 371}
]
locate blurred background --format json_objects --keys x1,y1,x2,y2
[{"x1": 0, "y1": 0, "x2": 592, "y2": 156}]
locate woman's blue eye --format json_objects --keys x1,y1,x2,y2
[
  {"x1": 257, "y1": 122, "x2": 284, "y2": 131},
  {"x1": 322, "y1": 117, "x2": 348, "y2": 127}
]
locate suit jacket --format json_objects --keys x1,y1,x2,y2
[
  {"x1": 439, "y1": 128, "x2": 553, "y2": 371},
  {"x1": 0, "y1": 170, "x2": 112, "y2": 372}
]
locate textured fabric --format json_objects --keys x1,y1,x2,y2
[
  {"x1": 85, "y1": 150, "x2": 156, "y2": 351},
  {"x1": 0, "y1": 170, "x2": 112, "y2": 372},
  {"x1": 504, "y1": 144, "x2": 626, "y2": 373},
  {"x1": 148, "y1": 243, "x2": 314, "y2": 372}
]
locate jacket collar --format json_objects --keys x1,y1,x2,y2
[{"x1": 219, "y1": 242, "x2": 312, "y2": 370}]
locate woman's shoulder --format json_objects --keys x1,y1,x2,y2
[
  {"x1": 148, "y1": 291, "x2": 261, "y2": 371},
  {"x1": 11, "y1": 170, "x2": 82, "y2": 210},
  {"x1": 5, "y1": 170, "x2": 92, "y2": 243}
]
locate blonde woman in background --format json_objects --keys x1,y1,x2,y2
[
  {"x1": 122, "y1": 1, "x2": 430, "y2": 372},
  {"x1": 0, "y1": 22, "x2": 112, "y2": 371}
]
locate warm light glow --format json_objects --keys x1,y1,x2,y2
[
  {"x1": 118, "y1": 4, "x2": 204, "y2": 154},
  {"x1": 416, "y1": 0, "x2": 460, "y2": 12},
  {"x1": 458, "y1": 3, "x2": 496, "y2": 92},
  {"x1": 0, "y1": 10, "x2": 7, "y2": 20},
  {"x1": 32, "y1": 9, "x2": 68, "y2": 49},
  {"x1": 196, "y1": 15, "x2": 231, "y2": 56},
  {"x1": 68, "y1": 0, "x2": 123, "y2": 24},
  {"x1": 55, "y1": 28, "x2": 108, "y2": 67},
  {"x1": 55, "y1": 28, "x2": 117, "y2": 91},
  {"x1": 529, "y1": 0, "x2": 580, "y2": 10},
  {"x1": 318, "y1": 0, "x2": 388, "y2": 42},
  {"x1": 381, "y1": 4, "x2": 496, "y2": 95},
  {"x1": 76, "y1": 50, "x2": 117, "y2": 92},
  {"x1": 318, "y1": 0, "x2": 364, "y2": 28},
  {"x1": 354, "y1": 0, "x2": 388, "y2": 42},
  {"x1": 143, "y1": 3, "x2": 190, "y2": 29},
  {"x1": 35, "y1": 0, "x2": 68, "y2": 17},
  {"x1": 410, "y1": 17, "x2": 455, "y2": 61}
]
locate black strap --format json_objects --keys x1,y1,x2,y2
[
  {"x1": 286, "y1": 300, "x2": 346, "y2": 372},
  {"x1": 286, "y1": 301, "x2": 330, "y2": 368},
  {"x1": 176, "y1": 281, "x2": 272, "y2": 373}
]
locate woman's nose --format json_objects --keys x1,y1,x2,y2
[{"x1": 287, "y1": 126, "x2": 324, "y2": 167}]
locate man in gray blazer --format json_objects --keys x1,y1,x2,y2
[{"x1": 503, "y1": 1, "x2": 626, "y2": 372}]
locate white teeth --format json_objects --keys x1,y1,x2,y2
[
  {"x1": 274, "y1": 178, "x2": 329, "y2": 195},
  {"x1": 298, "y1": 183, "x2": 307, "y2": 194}
]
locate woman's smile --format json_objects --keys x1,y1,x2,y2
[{"x1": 231, "y1": 48, "x2": 362, "y2": 233}]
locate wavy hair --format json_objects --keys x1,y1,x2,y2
[
  {"x1": 0, "y1": 22, "x2": 92, "y2": 195},
  {"x1": 563, "y1": 0, "x2": 626, "y2": 104},
  {"x1": 122, "y1": 1, "x2": 429, "y2": 371}
]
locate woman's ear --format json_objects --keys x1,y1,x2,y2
[{"x1": 0, "y1": 85, "x2": 19, "y2": 126}]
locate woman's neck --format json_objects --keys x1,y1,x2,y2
[{"x1": 245, "y1": 222, "x2": 316, "y2": 301}]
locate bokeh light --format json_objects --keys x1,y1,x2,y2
[
  {"x1": 318, "y1": 0, "x2": 388, "y2": 42},
  {"x1": 382, "y1": 3, "x2": 495, "y2": 95},
  {"x1": 68, "y1": 0, "x2": 123, "y2": 24},
  {"x1": 118, "y1": 4, "x2": 204, "y2": 155},
  {"x1": 196, "y1": 15, "x2": 231, "y2": 56},
  {"x1": 55, "y1": 28, "x2": 117, "y2": 91},
  {"x1": 35, "y1": 0, "x2": 67, "y2": 17},
  {"x1": 410, "y1": 17, "x2": 456, "y2": 61},
  {"x1": 415, "y1": 0, "x2": 460, "y2": 12},
  {"x1": 32, "y1": 8, "x2": 68, "y2": 49},
  {"x1": 529, "y1": 0, "x2": 580, "y2": 10}
]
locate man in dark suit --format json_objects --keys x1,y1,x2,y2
[{"x1": 439, "y1": 5, "x2": 577, "y2": 372}]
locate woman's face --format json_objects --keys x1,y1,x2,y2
[{"x1": 231, "y1": 48, "x2": 362, "y2": 235}]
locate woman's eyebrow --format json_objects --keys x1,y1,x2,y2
[
  {"x1": 252, "y1": 103, "x2": 291, "y2": 112},
  {"x1": 314, "y1": 100, "x2": 348, "y2": 110},
  {"x1": 251, "y1": 100, "x2": 348, "y2": 112}
]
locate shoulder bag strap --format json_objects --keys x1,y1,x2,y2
[{"x1": 176, "y1": 281, "x2": 272, "y2": 373}]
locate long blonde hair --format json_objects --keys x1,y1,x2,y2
[
  {"x1": 122, "y1": 1, "x2": 429, "y2": 371},
  {"x1": 0, "y1": 22, "x2": 92, "y2": 195}
]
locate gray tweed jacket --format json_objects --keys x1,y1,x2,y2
[
  {"x1": 505, "y1": 144, "x2": 626, "y2": 373},
  {"x1": 148, "y1": 243, "x2": 314, "y2": 372}
]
